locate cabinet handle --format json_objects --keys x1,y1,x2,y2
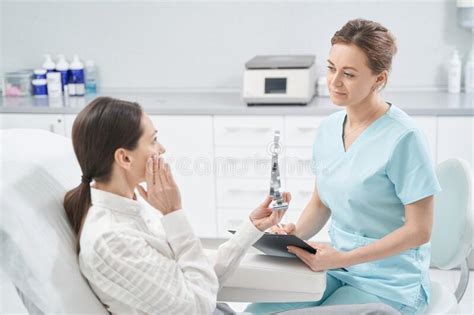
[
  {"x1": 50, "y1": 124, "x2": 55, "y2": 133},
  {"x1": 228, "y1": 189, "x2": 268, "y2": 194},
  {"x1": 296, "y1": 127, "x2": 315, "y2": 132},
  {"x1": 296, "y1": 159, "x2": 311, "y2": 163},
  {"x1": 225, "y1": 127, "x2": 272, "y2": 133}
]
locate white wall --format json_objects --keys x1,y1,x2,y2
[{"x1": 1, "y1": 0, "x2": 472, "y2": 91}]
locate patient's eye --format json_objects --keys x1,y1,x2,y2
[{"x1": 153, "y1": 137, "x2": 158, "y2": 143}]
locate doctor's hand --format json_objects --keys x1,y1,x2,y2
[
  {"x1": 287, "y1": 242, "x2": 347, "y2": 272},
  {"x1": 137, "y1": 154, "x2": 182, "y2": 215},
  {"x1": 270, "y1": 222, "x2": 296, "y2": 235},
  {"x1": 249, "y1": 192, "x2": 291, "y2": 232}
]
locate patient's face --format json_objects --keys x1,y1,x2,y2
[{"x1": 129, "y1": 113, "x2": 165, "y2": 183}]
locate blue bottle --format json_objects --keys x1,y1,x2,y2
[
  {"x1": 55, "y1": 54, "x2": 69, "y2": 93},
  {"x1": 68, "y1": 54, "x2": 85, "y2": 96}
]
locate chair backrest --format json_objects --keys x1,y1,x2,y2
[
  {"x1": 0, "y1": 129, "x2": 108, "y2": 314},
  {"x1": 431, "y1": 158, "x2": 473, "y2": 269}
]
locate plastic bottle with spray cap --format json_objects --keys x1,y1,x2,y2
[
  {"x1": 447, "y1": 49, "x2": 462, "y2": 94},
  {"x1": 55, "y1": 54, "x2": 69, "y2": 94},
  {"x1": 464, "y1": 49, "x2": 474, "y2": 93},
  {"x1": 42, "y1": 54, "x2": 55, "y2": 72},
  {"x1": 85, "y1": 60, "x2": 98, "y2": 94},
  {"x1": 68, "y1": 54, "x2": 85, "y2": 96}
]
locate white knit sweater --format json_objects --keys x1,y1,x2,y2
[{"x1": 79, "y1": 188, "x2": 263, "y2": 314}]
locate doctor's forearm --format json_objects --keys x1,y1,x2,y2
[
  {"x1": 342, "y1": 225, "x2": 429, "y2": 267},
  {"x1": 296, "y1": 203, "x2": 330, "y2": 240}
]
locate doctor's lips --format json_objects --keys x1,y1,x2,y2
[{"x1": 331, "y1": 90, "x2": 347, "y2": 96}]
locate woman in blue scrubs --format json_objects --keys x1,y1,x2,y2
[{"x1": 246, "y1": 19, "x2": 441, "y2": 315}]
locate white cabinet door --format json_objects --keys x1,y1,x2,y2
[
  {"x1": 214, "y1": 116, "x2": 284, "y2": 146},
  {"x1": 216, "y1": 178, "x2": 270, "y2": 209},
  {"x1": 149, "y1": 115, "x2": 216, "y2": 237},
  {"x1": 285, "y1": 147, "x2": 314, "y2": 179},
  {"x1": 285, "y1": 116, "x2": 324, "y2": 147},
  {"x1": 437, "y1": 117, "x2": 474, "y2": 167},
  {"x1": 286, "y1": 178, "x2": 314, "y2": 210},
  {"x1": 214, "y1": 146, "x2": 281, "y2": 179},
  {"x1": 64, "y1": 114, "x2": 77, "y2": 138},
  {"x1": 0, "y1": 114, "x2": 66, "y2": 136}
]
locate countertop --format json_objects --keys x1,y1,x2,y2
[{"x1": 1, "y1": 91, "x2": 473, "y2": 116}]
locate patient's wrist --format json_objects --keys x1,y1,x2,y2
[{"x1": 249, "y1": 216, "x2": 265, "y2": 231}]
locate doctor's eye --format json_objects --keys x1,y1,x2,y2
[
  {"x1": 344, "y1": 72, "x2": 355, "y2": 78},
  {"x1": 327, "y1": 66, "x2": 336, "y2": 72}
]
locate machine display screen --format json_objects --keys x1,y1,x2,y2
[{"x1": 265, "y1": 78, "x2": 287, "y2": 94}]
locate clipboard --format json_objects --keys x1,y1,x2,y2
[{"x1": 228, "y1": 230, "x2": 317, "y2": 258}]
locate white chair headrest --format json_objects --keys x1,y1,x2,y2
[
  {"x1": 431, "y1": 158, "x2": 473, "y2": 269},
  {"x1": 0, "y1": 129, "x2": 107, "y2": 314}
]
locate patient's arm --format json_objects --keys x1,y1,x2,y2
[
  {"x1": 294, "y1": 177, "x2": 331, "y2": 240},
  {"x1": 212, "y1": 193, "x2": 289, "y2": 289},
  {"x1": 212, "y1": 217, "x2": 264, "y2": 289}
]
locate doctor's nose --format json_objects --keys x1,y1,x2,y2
[{"x1": 330, "y1": 73, "x2": 344, "y2": 89}]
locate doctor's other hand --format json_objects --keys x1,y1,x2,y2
[
  {"x1": 249, "y1": 192, "x2": 291, "y2": 232},
  {"x1": 271, "y1": 222, "x2": 296, "y2": 235},
  {"x1": 287, "y1": 242, "x2": 347, "y2": 272},
  {"x1": 137, "y1": 155, "x2": 182, "y2": 215}
]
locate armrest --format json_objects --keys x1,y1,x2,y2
[{"x1": 205, "y1": 250, "x2": 326, "y2": 303}]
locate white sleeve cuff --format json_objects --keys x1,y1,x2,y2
[
  {"x1": 161, "y1": 209, "x2": 195, "y2": 239},
  {"x1": 230, "y1": 217, "x2": 264, "y2": 250}
]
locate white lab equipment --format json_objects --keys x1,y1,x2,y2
[
  {"x1": 242, "y1": 55, "x2": 317, "y2": 105},
  {"x1": 457, "y1": 0, "x2": 474, "y2": 29}
]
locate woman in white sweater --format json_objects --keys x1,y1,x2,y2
[{"x1": 63, "y1": 97, "x2": 289, "y2": 314}]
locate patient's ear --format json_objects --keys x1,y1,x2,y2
[{"x1": 114, "y1": 148, "x2": 132, "y2": 170}]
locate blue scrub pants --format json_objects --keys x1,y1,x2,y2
[{"x1": 244, "y1": 273, "x2": 427, "y2": 315}]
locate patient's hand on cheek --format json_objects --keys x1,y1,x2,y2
[
  {"x1": 137, "y1": 154, "x2": 182, "y2": 215},
  {"x1": 249, "y1": 192, "x2": 291, "y2": 232}
]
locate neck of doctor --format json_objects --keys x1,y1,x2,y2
[
  {"x1": 345, "y1": 91, "x2": 389, "y2": 127},
  {"x1": 93, "y1": 165, "x2": 137, "y2": 200}
]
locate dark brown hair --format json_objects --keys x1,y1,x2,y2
[
  {"x1": 331, "y1": 19, "x2": 397, "y2": 88},
  {"x1": 64, "y1": 97, "x2": 143, "y2": 244}
]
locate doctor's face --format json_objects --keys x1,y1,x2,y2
[{"x1": 326, "y1": 43, "x2": 380, "y2": 107}]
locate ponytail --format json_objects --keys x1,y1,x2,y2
[{"x1": 64, "y1": 182, "x2": 92, "y2": 250}]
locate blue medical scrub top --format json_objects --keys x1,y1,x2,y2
[{"x1": 312, "y1": 104, "x2": 441, "y2": 308}]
